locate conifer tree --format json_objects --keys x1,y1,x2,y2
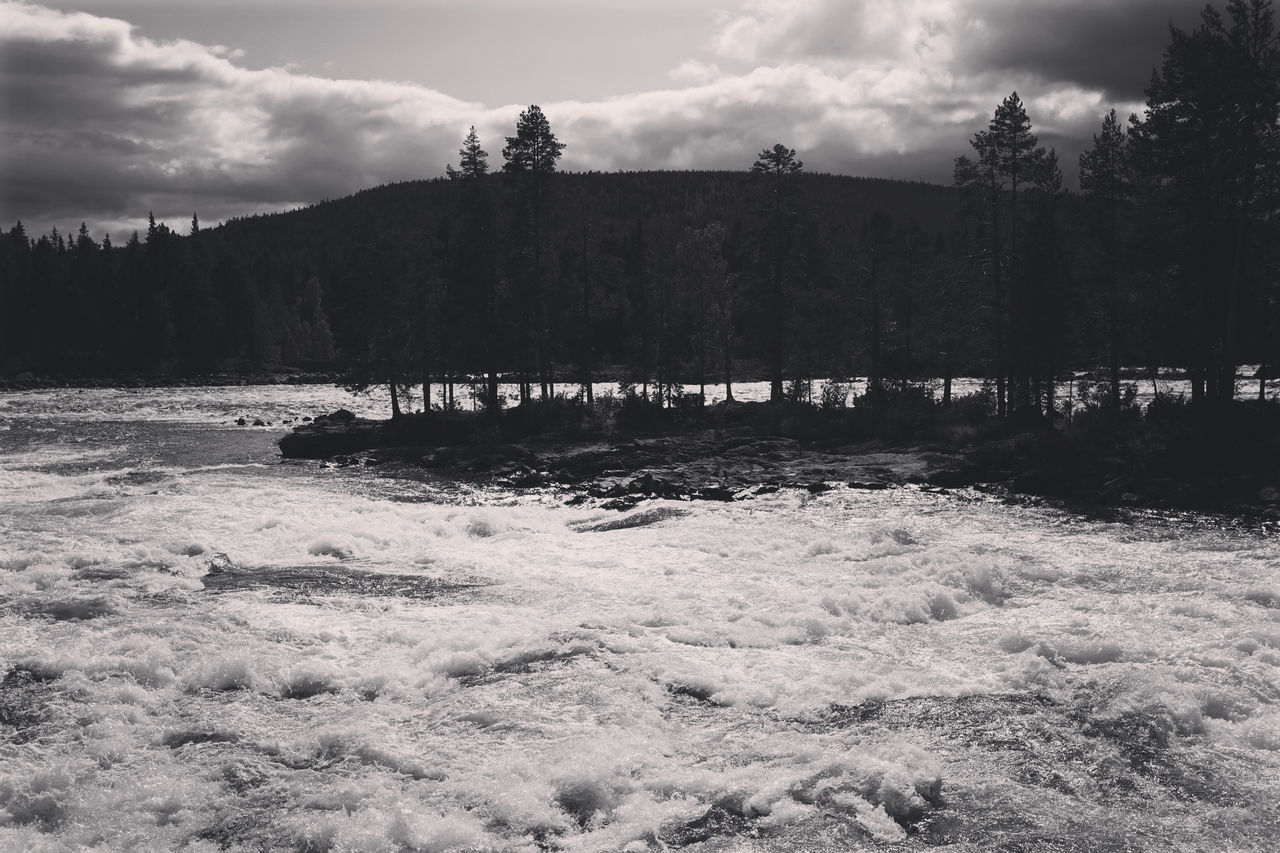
[
  {"x1": 1131, "y1": 0, "x2": 1280, "y2": 403},
  {"x1": 956, "y1": 94, "x2": 1050, "y2": 416},
  {"x1": 750, "y1": 143, "x2": 804, "y2": 404},
  {"x1": 988, "y1": 93, "x2": 1047, "y2": 414},
  {"x1": 502, "y1": 105, "x2": 565, "y2": 402},
  {"x1": 448, "y1": 126, "x2": 489, "y2": 180},
  {"x1": 1080, "y1": 109, "x2": 1132, "y2": 409},
  {"x1": 447, "y1": 125, "x2": 501, "y2": 411},
  {"x1": 954, "y1": 135, "x2": 1008, "y2": 416}
]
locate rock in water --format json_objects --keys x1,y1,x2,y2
[
  {"x1": 576, "y1": 506, "x2": 690, "y2": 532},
  {"x1": 278, "y1": 410, "x2": 384, "y2": 459}
]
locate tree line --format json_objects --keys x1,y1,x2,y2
[{"x1": 1, "y1": 0, "x2": 1276, "y2": 418}]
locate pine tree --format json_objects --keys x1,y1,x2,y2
[
  {"x1": 988, "y1": 93, "x2": 1047, "y2": 415},
  {"x1": 956, "y1": 94, "x2": 1050, "y2": 417},
  {"x1": 750, "y1": 143, "x2": 804, "y2": 404},
  {"x1": 502, "y1": 105, "x2": 565, "y2": 402},
  {"x1": 1131, "y1": 0, "x2": 1280, "y2": 404},
  {"x1": 448, "y1": 126, "x2": 489, "y2": 180},
  {"x1": 1080, "y1": 109, "x2": 1133, "y2": 409},
  {"x1": 445, "y1": 126, "x2": 501, "y2": 411},
  {"x1": 954, "y1": 136, "x2": 1008, "y2": 416}
]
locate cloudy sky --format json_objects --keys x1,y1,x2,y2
[{"x1": 2, "y1": 0, "x2": 1205, "y2": 239}]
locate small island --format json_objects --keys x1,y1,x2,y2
[{"x1": 279, "y1": 380, "x2": 1280, "y2": 521}]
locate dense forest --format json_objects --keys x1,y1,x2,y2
[{"x1": 2, "y1": 0, "x2": 1277, "y2": 420}]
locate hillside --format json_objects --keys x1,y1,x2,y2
[{"x1": 0, "y1": 171, "x2": 960, "y2": 381}]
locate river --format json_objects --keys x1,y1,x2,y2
[{"x1": 1, "y1": 386, "x2": 1277, "y2": 851}]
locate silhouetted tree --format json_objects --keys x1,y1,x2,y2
[
  {"x1": 446, "y1": 127, "x2": 503, "y2": 411},
  {"x1": 954, "y1": 136, "x2": 1008, "y2": 416},
  {"x1": 1131, "y1": 0, "x2": 1280, "y2": 404},
  {"x1": 751, "y1": 143, "x2": 804, "y2": 404},
  {"x1": 956, "y1": 93, "x2": 1053, "y2": 417},
  {"x1": 503, "y1": 105, "x2": 565, "y2": 403},
  {"x1": 1080, "y1": 109, "x2": 1134, "y2": 409},
  {"x1": 447, "y1": 126, "x2": 489, "y2": 181}
]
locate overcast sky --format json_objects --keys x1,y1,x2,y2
[{"x1": 2, "y1": 0, "x2": 1206, "y2": 240}]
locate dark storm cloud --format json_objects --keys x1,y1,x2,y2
[
  {"x1": 1, "y1": 38, "x2": 198, "y2": 130},
  {"x1": 714, "y1": 0, "x2": 1205, "y2": 96},
  {"x1": 958, "y1": 0, "x2": 1207, "y2": 100}
]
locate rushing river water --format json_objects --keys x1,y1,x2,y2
[{"x1": 1, "y1": 386, "x2": 1278, "y2": 851}]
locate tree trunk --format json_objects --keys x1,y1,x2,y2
[
  {"x1": 1008, "y1": 173, "x2": 1020, "y2": 417},
  {"x1": 723, "y1": 335, "x2": 734, "y2": 403},
  {"x1": 987, "y1": 172, "x2": 1007, "y2": 419},
  {"x1": 580, "y1": 195, "x2": 594, "y2": 408},
  {"x1": 769, "y1": 187, "x2": 785, "y2": 405},
  {"x1": 869, "y1": 269, "x2": 883, "y2": 401},
  {"x1": 698, "y1": 343, "x2": 706, "y2": 406},
  {"x1": 942, "y1": 351, "x2": 952, "y2": 407}
]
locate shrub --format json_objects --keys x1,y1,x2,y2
[
  {"x1": 615, "y1": 386, "x2": 672, "y2": 432},
  {"x1": 819, "y1": 378, "x2": 850, "y2": 410}
]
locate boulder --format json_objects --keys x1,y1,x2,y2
[
  {"x1": 927, "y1": 469, "x2": 980, "y2": 488},
  {"x1": 278, "y1": 412, "x2": 384, "y2": 459}
]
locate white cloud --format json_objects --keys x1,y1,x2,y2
[
  {"x1": 668, "y1": 59, "x2": 723, "y2": 86},
  {"x1": 710, "y1": 0, "x2": 957, "y2": 65}
]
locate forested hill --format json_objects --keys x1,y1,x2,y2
[{"x1": 0, "y1": 170, "x2": 960, "y2": 382}]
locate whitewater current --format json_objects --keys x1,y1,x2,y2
[{"x1": 0, "y1": 386, "x2": 1277, "y2": 851}]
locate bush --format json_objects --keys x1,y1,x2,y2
[
  {"x1": 498, "y1": 394, "x2": 584, "y2": 438},
  {"x1": 1069, "y1": 379, "x2": 1142, "y2": 433},
  {"x1": 943, "y1": 384, "x2": 996, "y2": 422},
  {"x1": 819, "y1": 378, "x2": 850, "y2": 410},
  {"x1": 786, "y1": 378, "x2": 814, "y2": 405},
  {"x1": 614, "y1": 386, "x2": 672, "y2": 432},
  {"x1": 1145, "y1": 391, "x2": 1191, "y2": 424},
  {"x1": 850, "y1": 382, "x2": 940, "y2": 441}
]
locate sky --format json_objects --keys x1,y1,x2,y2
[{"x1": 1, "y1": 0, "x2": 1207, "y2": 240}]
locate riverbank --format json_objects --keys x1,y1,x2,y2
[{"x1": 278, "y1": 397, "x2": 1280, "y2": 522}]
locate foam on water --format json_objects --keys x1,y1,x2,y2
[{"x1": 1, "y1": 388, "x2": 1278, "y2": 850}]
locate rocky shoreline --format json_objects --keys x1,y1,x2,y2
[{"x1": 278, "y1": 407, "x2": 1280, "y2": 523}]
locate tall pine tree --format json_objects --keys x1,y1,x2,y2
[{"x1": 502, "y1": 106, "x2": 565, "y2": 403}]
